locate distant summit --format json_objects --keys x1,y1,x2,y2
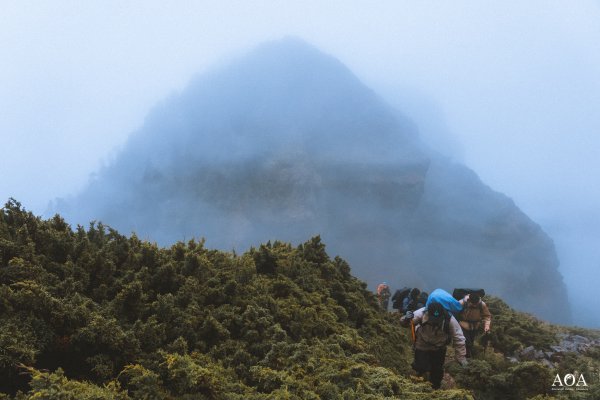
[
  {"x1": 57, "y1": 37, "x2": 570, "y2": 323},
  {"x1": 121, "y1": 37, "x2": 419, "y2": 165}
]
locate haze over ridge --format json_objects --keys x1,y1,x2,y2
[
  {"x1": 55, "y1": 38, "x2": 571, "y2": 325},
  {"x1": 3, "y1": 1, "x2": 599, "y2": 328}
]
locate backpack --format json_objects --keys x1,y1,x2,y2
[
  {"x1": 452, "y1": 288, "x2": 485, "y2": 301},
  {"x1": 391, "y1": 287, "x2": 411, "y2": 310},
  {"x1": 405, "y1": 288, "x2": 425, "y2": 312},
  {"x1": 426, "y1": 288, "x2": 463, "y2": 316},
  {"x1": 418, "y1": 303, "x2": 452, "y2": 348},
  {"x1": 405, "y1": 298, "x2": 421, "y2": 312}
]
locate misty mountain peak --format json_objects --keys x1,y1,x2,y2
[
  {"x1": 124, "y1": 36, "x2": 419, "y2": 167},
  {"x1": 236, "y1": 36, "x2": 350, "y2": 79},
  {"x1": 204, "y1": 36, "x2": 362, "y2": 95},
  {"x1": 61, "y1": 39, "x2": 570, "y2": 324}
]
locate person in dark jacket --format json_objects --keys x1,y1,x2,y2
[{"x1": 402, "y1": 288, "x2": 421, "y2": 313}]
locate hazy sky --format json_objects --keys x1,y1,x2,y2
[{"x1": 2, "y1": 1, "x2": 599, "y2": 325}]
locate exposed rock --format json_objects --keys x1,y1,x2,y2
[
  {"x1": 520, "y1": 346, "x2": 536, "y2": 360},
  {"x1": 571, "y1": 335, "x2": 590, "y2": 344},
  {"x1": 540, "y1": 359, "x2": 555, "y2": 369},
  {"x1": 534, "y1": 349, "x2": 545, "y2": 360},
  {"x1": 515, "y1": 334, "x2": 600, "y2": 365}
]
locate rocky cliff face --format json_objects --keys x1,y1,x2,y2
[{"x1": 58, "y1": 38, "x2": 570, "y2": 323}]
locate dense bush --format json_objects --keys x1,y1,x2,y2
[{"x1": 1, "y1": 199, "x2": 598, "y2": 399}]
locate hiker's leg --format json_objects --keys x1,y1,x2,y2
[
  {"x1": 412, "y1": 349, "x2": 431, "y2": 376},
  {"x1": 470, "y1": 331, "x2": 479, "y2": 357},
  {"x1": 464, "y1": 329, "x2": 476, "y2": 358},
  {"x1": 429, "y1": 348, "x2": 446, "y2": 389}
]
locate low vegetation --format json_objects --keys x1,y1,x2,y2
[{"x1": 0, "y1": 199, "x2": 598, "y2": 399}]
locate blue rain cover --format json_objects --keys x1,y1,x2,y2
[{"x1": 426, "y1": 288, "x2": 463, "y2": 316}]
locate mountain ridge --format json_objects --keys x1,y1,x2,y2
[
  {"x1": 1, "y1": 200, "x2": 599, "y2": 399},
  {"x1": 55, "y1": 37, "x2": 570, "y2": 324}
]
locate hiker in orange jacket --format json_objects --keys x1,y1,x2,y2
[{"x1": 376, "y1": 282, "x2": 391, "y2": 311}]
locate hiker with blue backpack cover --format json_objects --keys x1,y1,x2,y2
[
  {"x1": 400, "y1": 288, "x2": 467, "y2": 389},
  {"x1": 426, "y1": 288, "x2": 464, "y2": 316}
]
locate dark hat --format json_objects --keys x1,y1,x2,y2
[
  {"x1": 427, "y1": 302, "x2": 446, "y2": 324},
  {"x1": 469, "y1": 294, "x2": 481, "y2": 304}
]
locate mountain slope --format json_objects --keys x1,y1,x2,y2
[
  {"x1": 56, "y1": 37, "x2": 569, "y2": 323},
  {"x1": 2, "y1": 202, "x2": 599, "y2": 399}
]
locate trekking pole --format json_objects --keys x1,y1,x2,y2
[
  {"x1": 411, "y1": 320, "x2": 416, "y2": 344},
  {"x1": 483, "y1": 332, "x2": 490, "y2": 355}
]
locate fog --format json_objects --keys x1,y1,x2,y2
[{"x1": 1, "y1": 1, "x2": 599, "y2": 327}]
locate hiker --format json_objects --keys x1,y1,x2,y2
[
  {"x1": 376, "y1": 282, "x2": 391, "y2": 311},
  {"x1": 391, "y1": 287, "x2": 410, "y2": 311},
  {"x1": 417, "y1": 291, "x2": 429, "y2": 308},
  {"x1": 458, "y1": 292, "x2": 492, "y2": 358},
  {"x1": 402, "y1": 288, "x2": 422, "y2": 313},
  {"x1": 400, "y1": 300, "x2": 467, "y2": 389}
]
